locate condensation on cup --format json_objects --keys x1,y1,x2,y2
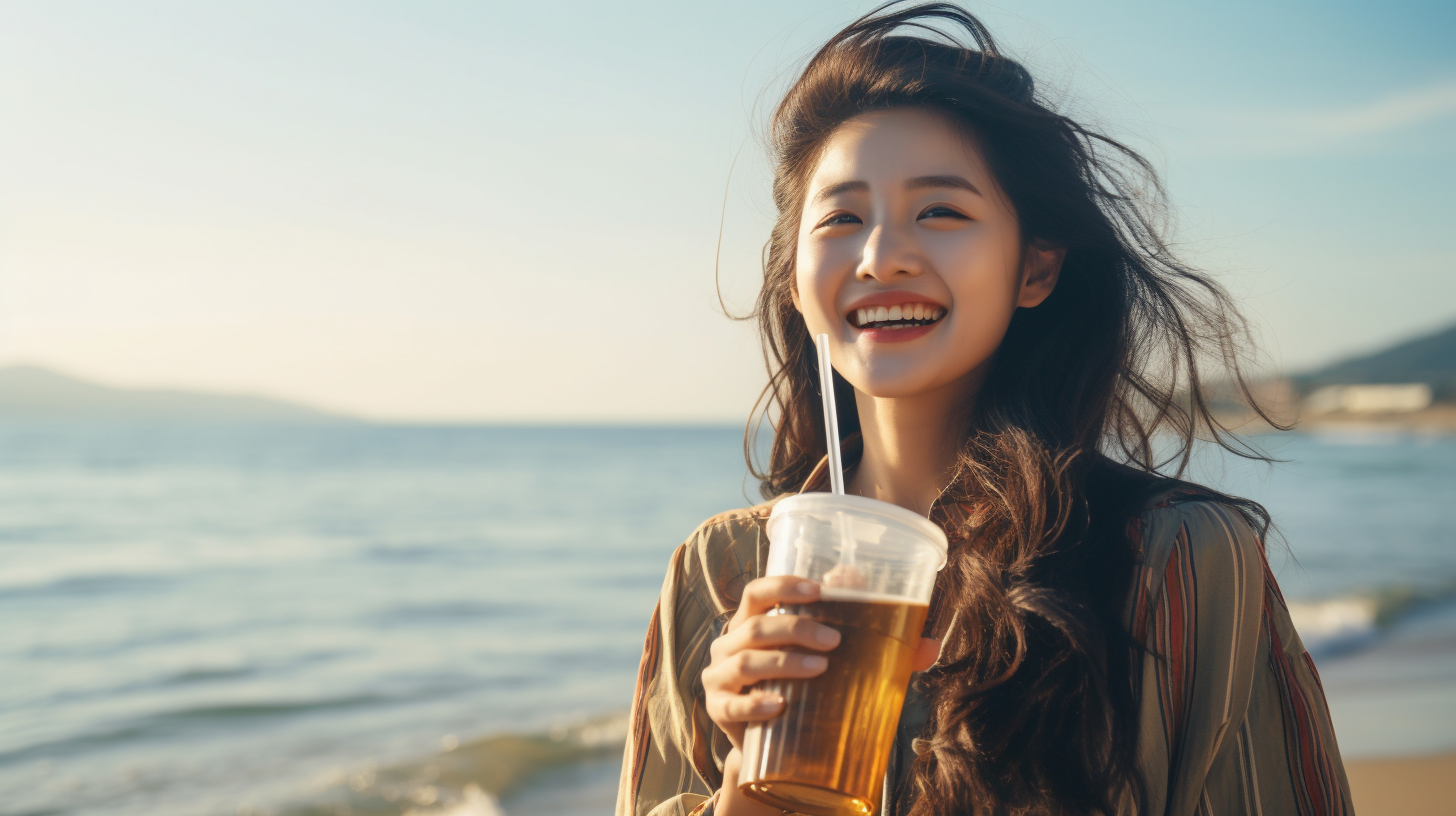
[{"x1": 738, "y1": 492, "x2": 949, "y2": 816}]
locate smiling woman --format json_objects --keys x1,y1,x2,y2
[
  {"x1": 618, "y1": 3, "x2": 1352, "y2": 816},
  {"x1": 792, "y1": 108, "x2": 1062, "y2": 403}
]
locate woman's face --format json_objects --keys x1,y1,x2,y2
[{"x1": 793, "y1": 108, "x2": 1061, "y2": 401}]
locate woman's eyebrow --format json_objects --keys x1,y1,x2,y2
[
  {"x1": 811, "y1": 180, "x2": 869, "y2": 204},
  {"x1": 906, "y1": 174, "x2": 983, "y2": 197},
  {"x1": 811, "y1": 175, "x2": 983, "y2": 205}
]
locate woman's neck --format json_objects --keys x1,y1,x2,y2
[{"x1": 847, "y1": 377, "x2": 977, "y2": 516}]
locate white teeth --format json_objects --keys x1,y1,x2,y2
[{"x1": 853, "y1": 303, "x2": 944, "y2": 326}]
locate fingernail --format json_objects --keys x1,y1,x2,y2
[
  {"x1": 754, "y1": 694, "x2": 783, "y2": 713},
  {"x1": 797, "y1": 581, "x2": 816, "y2": 596},
  {"x1": 802, "y1": 654, "x2": 828, "y2": 671},
  {"x1": 816, "y1": 627, "x2": 841, "y2": 647}
]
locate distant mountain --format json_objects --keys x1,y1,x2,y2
[
  {"x1": 1294, "y1": 321, "x2": 1456, "y2": 400},
  {"x1": 0, "y1": 365, "x2": 354, "y2": 423}
]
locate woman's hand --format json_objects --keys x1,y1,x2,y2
[
  {"x1": 704, "y1": 576, "x2": 946, "y2": 750},
  {"x1": 702, "y1": 576, "x2": 840, "y2": 749},
  {"x1": 705, "y1": 578, "x2": 945, "y2": 816}
]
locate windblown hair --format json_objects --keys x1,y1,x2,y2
[{"x1": 744, "y1": 3, "x2": 1279, "y2": 814}]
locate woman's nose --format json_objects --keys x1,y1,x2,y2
[{"x1": 855, "y1": 223, "x2": 922, "y2": 282}]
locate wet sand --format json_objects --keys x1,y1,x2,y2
[{"x1": 1345, "y1": 752, "x2": 1456, "y2": 816}]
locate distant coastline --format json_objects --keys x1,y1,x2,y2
[
  {"x1": 1300, "y1": 404, "x2": 1456, "y2": 434},
  {"x1": 1215, "y1": 402, "x2": 1456, "y2": 436},
  {"x1": 1213, "y1": 319, "x2": 1456, "y2": 435},
  {"x1": 3, "y1": 316, "x2": 1452, "y2": 429},
  {"x1": 0, "y1": 364, "x2": 353, "y2": 424}
]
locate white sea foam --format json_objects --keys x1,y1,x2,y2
[
  {"x1": 1287, "y1": 597, "x2": 1380, "y2": 655},
  {"x1": 403, "y1": 784, "x2": 505, "y2": 816}
]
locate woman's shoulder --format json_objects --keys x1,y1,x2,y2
[
  {"x1": 683, "y1": 499, "x2": 777, "y2": 548},
  {"x1": 1125, "y1": 483, "x2": 1269, "y2": 640},
  {"x1": 1131, "y1": 483, "x2": 1266, "y2": 564},
  {"x1": 1088, "y1": 462, "x2": 1267, "y2": 565},
  {"x1": 666, "y1": 498, "x2": 783, "y2": 617}
]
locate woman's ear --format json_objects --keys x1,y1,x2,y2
[
  {"x1": 789, "y1": 275, "x2": 803, "y2": 313},
  {"x1": 1017, "y1": 243, "x2": 1065, "y2": 308}
]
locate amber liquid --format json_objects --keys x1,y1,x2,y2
[{"x1": 739, "y1": 592, "x2": 929, "y2": 816}]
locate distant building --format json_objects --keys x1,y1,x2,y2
[{"x1": 1304, "y1": 383, "x2": 1434, "y2": 414}]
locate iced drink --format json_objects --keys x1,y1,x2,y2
[{"x1": 738, "y1": 494, "x2": 947, "y2": 816}]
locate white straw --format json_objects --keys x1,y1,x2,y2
[{"x1": 814, "y1": 334, "x2": 845, "y2": 495}]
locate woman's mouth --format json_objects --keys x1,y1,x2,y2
[{"x1": 848, "y1": 303, "x2": 946, "y2": 330}]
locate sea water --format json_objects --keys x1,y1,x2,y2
[{"x1": 3, "y1": 423, "x2": 1454, "y2": 815}]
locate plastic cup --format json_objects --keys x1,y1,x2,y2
[{"x1": 738, "y1": 493, "x2": 949, "y2": 816}]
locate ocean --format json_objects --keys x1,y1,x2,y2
[{"x1": 3, "y1": 423, "x2": 1454, "y2": 815}]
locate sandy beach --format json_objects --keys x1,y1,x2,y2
[{"x1": 1345, "y1": 752, "x2": 1455, "y2": 815}]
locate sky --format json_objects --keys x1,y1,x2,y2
[{"x1": 1, "y1": 0, "x2": 1452, "y2": 422}]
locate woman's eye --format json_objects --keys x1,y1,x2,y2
[
  {"x1": 816, "y1": 212, "x2": 862, "y2": 229},
  {"x1": 918, "y1": 206, "x2": 970, "y2": 221}
]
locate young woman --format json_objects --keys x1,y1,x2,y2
[{"x1": 617, "y1": 4, "x2": 1350, "y2": 815}]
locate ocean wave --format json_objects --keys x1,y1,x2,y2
[
  {"x1": 1289, "y1": 582, "x2": 1456, "y2": 657},
  {"x1": 371, "y1": 600, "x2": 527, "y2": 623},
  {"x1": 1287, "y1": 598, "x2": 1380, "y2": 655},
  {"x1": 156, "y1": 696, "x2": 390, "y2": 722},
  {"x1": 0, "y1": 694, "x2": 389, "y2": 765},
  {"x1": 273, "y1": 713, "x2": 629, "y2": 816},
  {"x1": 0, "y1": 570, "x2": 175, "y2": 599}
]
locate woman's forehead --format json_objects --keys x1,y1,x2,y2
[{"x1": 808, "y1": 108, "x2": 994, "y2": 191}]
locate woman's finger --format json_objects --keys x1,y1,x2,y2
[
  {"x1": 703, "y1": 648, "x2": 829, "y2": 692},
  {"x1": 728, "y1": 576, "x2": 819, "y2": 629},
  {"x1": 707, "y1": 690, "x2": 785, "y2": 727},
  {"x1": 712, "y1": 613, "x2": 840, "y2": 662}
]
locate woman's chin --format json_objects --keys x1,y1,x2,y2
[{"x1": 849, "y1": 370, "x2": 958, "y2": 401}]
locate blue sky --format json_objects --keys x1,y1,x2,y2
[{"x1": 0, "y1": 1, "x2": 1451, "y2": 421}]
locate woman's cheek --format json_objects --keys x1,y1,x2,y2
[
  {"x1": 797, "y1": 277, "x2": 835, "y2": 336},
  {"x1": 795, "y1": 245, "x2": 846, "y2": 334}
]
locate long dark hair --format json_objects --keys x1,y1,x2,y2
[{"x1": 744, "y1": 3, "x2": 1279, "y2": 814}]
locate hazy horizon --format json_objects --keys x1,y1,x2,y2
[
  {"x1": 3, "y1": 309, "x2": 1451, "y2": 426},
  {"x1": 2, "y1": 0, "x2": 1452, "y2": 422}
]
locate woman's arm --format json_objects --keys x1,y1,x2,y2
[
  {"x1": 1134, "y1": 500, "x2": 1352, "y2": 816},
  {"x1": 616, "y1": 537, "x2": 722, "y2": 816},
  {"x1": 617, "y1": 511, "x2": 823, "y2": 816}
]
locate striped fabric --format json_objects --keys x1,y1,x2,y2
[{"x1": 617, "y1": 487, "x2": 1352, "y2": 816}]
